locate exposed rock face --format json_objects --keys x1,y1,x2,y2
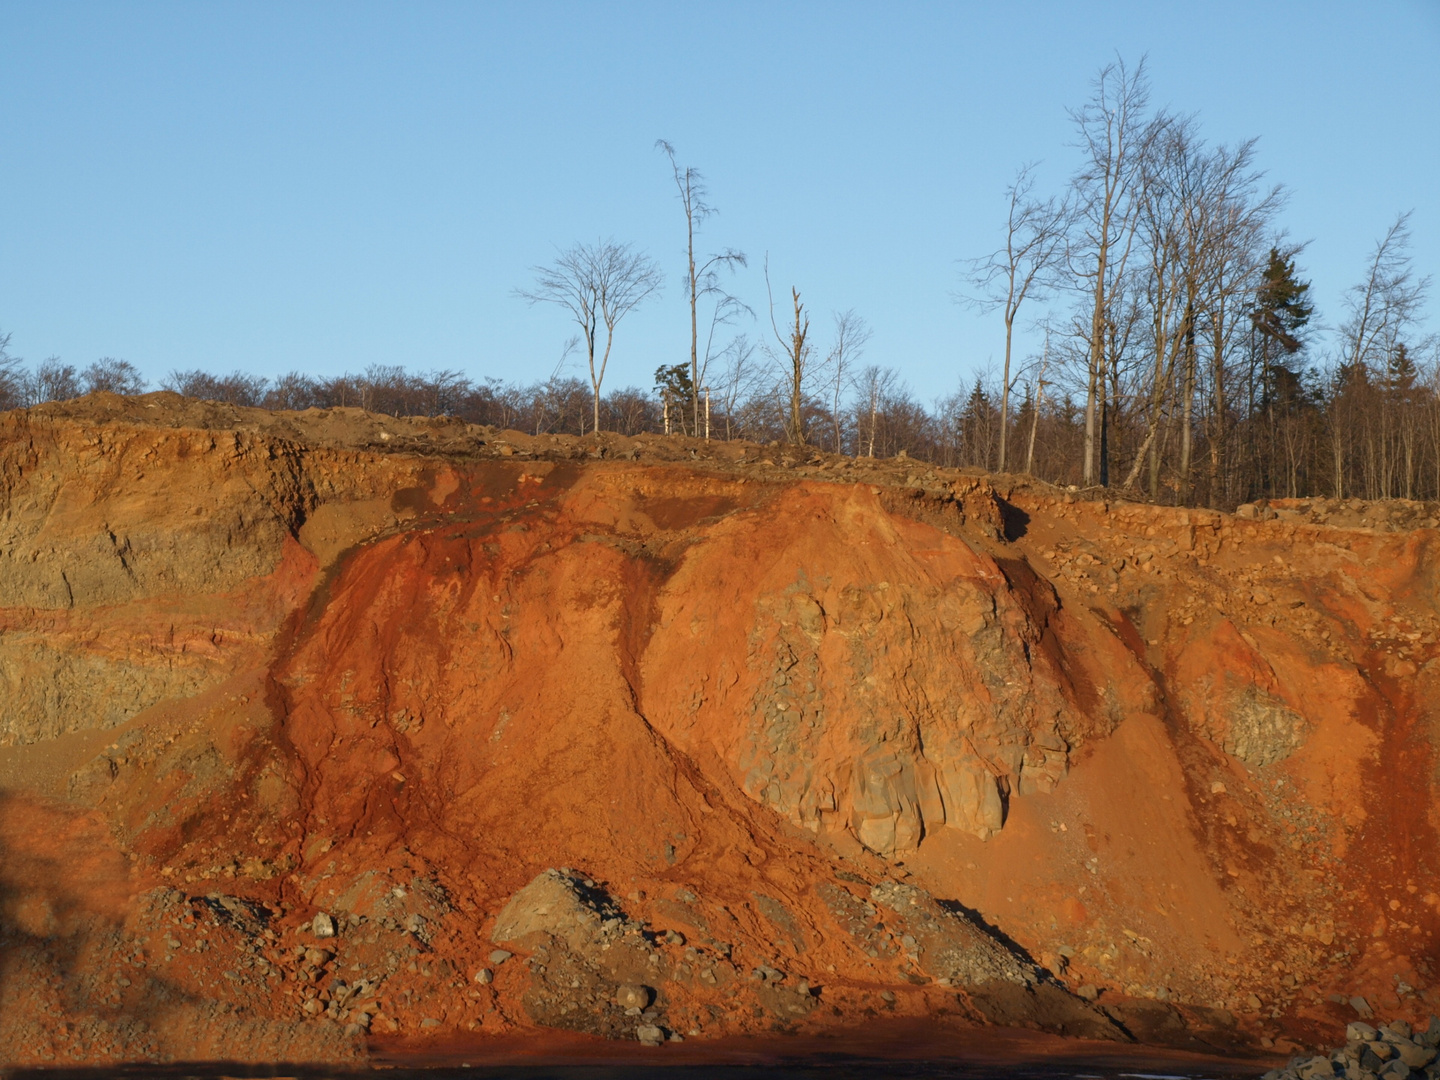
[
  {"x1": 2, "y1": 394, "x2": 1439, "y2": 1066},
  {"x1": 1222, "y1": 688, "x2": 1310, "y2": 768},
  {"x1": 639, "y1": 482, "x2": 1105, "y2": 855}
]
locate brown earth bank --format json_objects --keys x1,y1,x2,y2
[{"x1": 0, "y1": 391, "x2": 1436, "y2": 1069}]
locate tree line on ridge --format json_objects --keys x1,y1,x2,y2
[{"x1": 1, "y1": 57, "x2": 1433, "y2": 508}]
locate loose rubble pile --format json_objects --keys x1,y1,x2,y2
[
  {"x1": 485, "y1": 867, "x2": 1118, "y2": 1046},
  {"x1": 1266, "y1": 1019, "x2": 1440, "y2": 1080}
]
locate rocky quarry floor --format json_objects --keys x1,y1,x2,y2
[{"x1": 0, "y1": 392, "x2": 1437, "y2": 1071}]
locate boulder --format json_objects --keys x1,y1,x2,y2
[{"x1": 616, "y1": 984, "x2": 651, "y2": 1009}]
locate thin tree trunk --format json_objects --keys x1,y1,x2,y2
[
  {"x1": 1178, "y1": 303, "x2": 1197, "y2": 503},
  {"x1": 999, "y1": 312, "x2": 1014, "y2": 471},
  {"x1": 1026, "y1": 382, "x2": 1045, "y2": 476}
]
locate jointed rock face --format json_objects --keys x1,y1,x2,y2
[{"x1": 0, "y1": 393, "x2": 1437, "y2": 1066}]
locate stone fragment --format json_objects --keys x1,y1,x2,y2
[
  {"x1": 1351, "y1": 996, "x2": 1376, "y2": 1019},
  {"x1": 489, "y1": 949, "x2": 513, "y2": 965},
  {"x1": 473, "y1": 968, "x2": 493, "y2": 985},
  {"x1": 1076, "y1": 984, "x2": 1099, "y2": 1001},
  {"x1": 616, "y1": 984, "x2": 651, "y2": 1009},
  {"x1": 636, "y1": 1023, "x2": 664, "y2": 1046},
  {"x1": 1420, "y1": 1017, "x2": 1440, "y2": 1048},
  {"x1": 1352, "y1": 1024, "x2": 1381, "y2": 1042},
  {"x1": 312, "y1": 912, "x2": 336, "y2": 938},
  {"x1": 1396, "y1": 1045, "x2": 1436, "y2": 1069}
]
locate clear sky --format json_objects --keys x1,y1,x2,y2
[{"x1": 1, "y1": 1, "x2": 1436, "y2": 403}]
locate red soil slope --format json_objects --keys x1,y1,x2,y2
[{"x1": 0, "y1": 393, "x2": 1435, "y2": 1066}]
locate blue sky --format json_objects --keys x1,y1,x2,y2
[{"x1": 1, "y1": 1, "x2": 1436, "y2": 403}]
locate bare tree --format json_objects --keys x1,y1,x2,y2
[
  {"x1": 518, "y1": 240, "x2": 663, "y2": 433},
  {"x1": 81, "y1": 358, "x2": 147, "y2": 395},
  {"x1": 856, "y1": 364, "x2": 900, "y2": 458},
  {"x1": 1333, "y1": 212, "x2": 1431, "y2": 498},
  {"x1": 765, "y1": 256, "x2": 812, "y2": 445},
  {"x1": 1122, "y1": 117, "x2": 1204, "y2": 494},
  {"x1": 1025, "y1": 329, "x2": 1052, "y2": 475},
  {"x1": 657, "y1": 141, "x2": 748, "y2": 434},
  {"x1": 696, "y1": 282, "x2": 754, "y2": 438},
  {"x1": 1339, "y1": 212, "x2": 1430, "y2": 374},
  {"x1": 1068, "y1": 56, "x2": 1159, "y2": 486},
  {"x1": 1199, "y1": 146, "x2": 1284, "y2": 506},
  {"x1": 965, "y1": 163, "x2": 1069, "y2": 471},
  {"x1": 715, "y1": 333, "x2": 759, "y2": 441},
  {"x1": 0, "y1": 331, "x2": 20, "y2": 410},
  {"x1": 824, "y1": 310, "x2": 872, "y2": 452}
]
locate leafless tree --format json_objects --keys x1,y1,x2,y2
[
  {"x1": 1068, "y1": 56, "x2": 1160, "y2": 486},
  {"x1": 1333, "y1": 212, "x2": 1432, "y2": 497},
  {"x1": 765, "y1": 256, "x2": 812, "y2": 445},
  {"x1": 965, "y1": 163, "x2": 1069, "y2": 471},
  {"x1": 163, "y1": 369, "x2": 270, "y2": 406},
  {"x1": 1339, "y1": 212, "x2": 1430, "y2": 374},
  {"x1": 1025, "y1": 329, "x2": 1052, "y2": 475},
  {"x1": 81, "y1": 358, "x2": 146, "y2": 395},
  {"x1": 0, "y1": 332, "x2": 20, "y2": 410},
  {"x1": 518, "y1": 240, "x2": 663, "y2": 433},
  {"x1": 25, "y1": 357, "x2": 80, "y2": 405},
  {"x1": 823, "y1": 310, "x2": 871, "y2": 452},
  {"x1": 1122, "y1": 117, "x2": 1203, "y2": 494},
  {"x1": 715, "y1": 333, "x2": 759, "y2": 441},
  {"x1": 1197, "y1": 147, "x2": 1283, "y2": 506},
  {"x1": 657, "y1": 141, "x2": 748, "y2": 434},
  {"x1": 856, "y1": 364, "x2": 900, "y2": 458}
]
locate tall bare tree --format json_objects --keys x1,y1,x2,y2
[
  {"x1": 824, "y1": 310, "x2": 871, "y2": 452},
  {"x1": 856, "y1": 365, "x2": 901, "y2": 458},
  {"x1": 1068, "y1": 56, "x2": 1158, "y2": 486},
  {"x1": 657, "y1": 141, "x2": 748, "y2": 434},
  {"x1": 715, "y1": 333, "x2": 759, "y2": 440},
  {"x1": 518, "y1": 240, "x2": 662, "y2": 433},
  {"x1": 765, "y1": 257, "x2": 812, "y2": 445},
  {"x1": 965, "y1": 163, "x2": 1069, "y2": 472},
  {"x1": 1024, "y1": 329, "x2": 1052, "y2": 475},
  {"x1": 1339, "y1": 212, "x2": 1430, "y2": 374},
  {"x1": 1333, "y1": 212, "x2": 1431, "y2": 498},
  {"x1": 1199, "y1": 145, "x2": 1283, "y2": 506}
]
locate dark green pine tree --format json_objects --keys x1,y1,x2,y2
[
  {"x1": 1252, "y1": 248, "x2": 1313, "y2": 356},
  {"x1": 1252, "y1": 248, "x2": 1314, "y2": 409},
  {"x1": 654, "y1": 363, "x2": 695, "y2": 433},
  {"x1": 1249, "y1": 249, "x2": 1315, "y2": 499}
]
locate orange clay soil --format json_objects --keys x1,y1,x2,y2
[{"x1": 0, "y1": 391, "x2": 1436, "y2": 1067}]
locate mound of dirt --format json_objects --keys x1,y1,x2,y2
[{"x1": 0, "y1": 392, "x2": 1436, "y2": 1067}]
